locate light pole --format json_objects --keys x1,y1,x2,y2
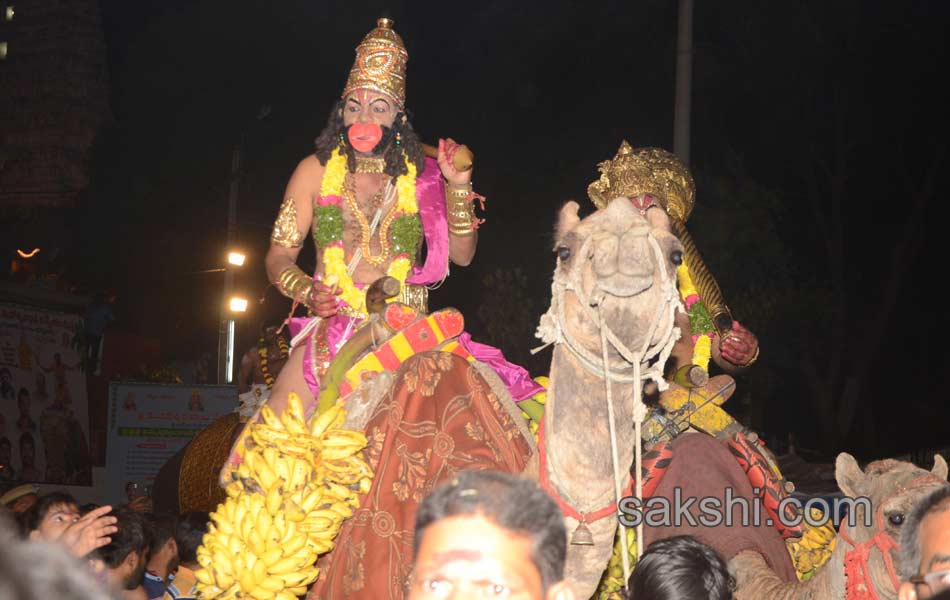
[{"x1": 217, "y1": 105, "x2": 271, "y2": 384}]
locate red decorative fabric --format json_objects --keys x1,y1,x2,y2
[
  {"x1": 307, "y1": 352, "x2": 532, "y2": 600},
  {"x1": 728, "y1": 432, "x2": 803, "y2": 539}
]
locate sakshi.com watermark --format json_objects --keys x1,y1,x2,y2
[{"x1": 616, "y1": 488, "x2": 872, "y2": 529}]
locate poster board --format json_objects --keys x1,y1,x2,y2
[
  {"x1": 0, "y1": 303, "x2": 91, "y2": 485},
  {"x1": 106, "y1": 382, "x2": 236, "y2": 504}
]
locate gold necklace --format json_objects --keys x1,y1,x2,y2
[{"x1": 342, "y1": 174, "x2": 397, "y2": 267}]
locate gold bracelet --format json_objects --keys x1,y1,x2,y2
[
  {"x1": 447, "y1": 196, "x2": 476, "y2": 236},
  {"x1": 740, "y1": 345, "x2": 760, "y2": 368},
  {"x1": 275, "y1": 265, "x2": 314, "y2": 304}
]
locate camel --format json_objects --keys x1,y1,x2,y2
[
  {"x1": 531, "y1": 196, "x2": 686, "y2": 596},
  {"x1": 730, "y1": 452, "x2": 949, "y2": 599}
]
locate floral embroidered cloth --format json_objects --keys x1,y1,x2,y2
[{"x1": 307, "y1": 352, "x2": 532, "y2": 600}]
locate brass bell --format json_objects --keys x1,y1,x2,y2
[{"x1": 571, "y1": 521, "x2": 595, "y2": 545}]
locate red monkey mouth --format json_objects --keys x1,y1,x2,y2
[{"x1": 348, "y1": 123, "x2": 383, "y2": 153}]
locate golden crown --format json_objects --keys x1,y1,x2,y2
[
  {"x1": 342, "y1": 18, "x2": 409, "y2": 108},
  {"x1": 587, "y1": 141, "x2": 696, "y2": 222}
]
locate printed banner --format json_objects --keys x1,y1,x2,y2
[
  {"x1": 0, "y1": 303, "x2": 91, "y2": 485},
  {"x1": 106, "y1": 382, "x2": 237, "y2": 504}
]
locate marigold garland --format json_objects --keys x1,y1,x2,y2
[
  {"x1": 676, "y1": 263, "x2": 716, "y2": 371},
  {"x1": 314, "y1": 147, "x2": 422, "y2": 315},
  {"x1": 258, "y1": 335, "x2": 290, "y2": 389}
]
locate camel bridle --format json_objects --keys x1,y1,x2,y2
[{"x1": 535, "y1": 226, "x2": 682, "y2": 587}]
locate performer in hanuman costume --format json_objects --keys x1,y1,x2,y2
[
  {"x1": 262, "y1": 18, "x2": 538, "y2": 411},
  {"x1": 223, "y1": 18, "x2": 540, "y2": 472}
]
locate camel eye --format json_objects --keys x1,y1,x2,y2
[
  {"x1": 888, "y1": 513, "x2": 905, "y2": 526},
  {"x1": 557, "y1": 246, "x2": 572, "y2": 261},
  {"x1": 671, "y1": 250, "x2": 683, "y2": 266}
]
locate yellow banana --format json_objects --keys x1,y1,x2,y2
[
  {"x1": 321, "y1": 429, "x2": 367, "y2": 445},
  {"x1": 281, "y1": 530, "x2": 308, "y2": 557},
  {"x1": 213, "y1": 564, "x2": 234, "y2": 589},
  {"x1": 232, "y1": 498, "x2": 248, "y2": 532},
  {"x1": 257, "y1": 576, "x2": 284, "y2": 593},
  {"x1": 260, "y1": 405, "x2": 285, "y2": 431},
  {"x1": 247, "y1": 586, "x2": 273, "y2": 600},
  {"x1": 258, "y1": 546, "x2": 284, "y2": 568},
  {"x1": 288, "y1": 458, "x2": 311, "y2": 491},
  {"x1": 195, "y1": 567, "x2": 215, "y2": 586},
  {"x1": 280, "y1": 405, "x2": 308, "y2": 435},
  {"x1": 287, "y1": 392, "x2": 307, "y2": 426},
  {"x1": 299, "y1": 488, "x2": 323, "y2": 513},
  {"x1": 265, "y1": 482, "x2": 283, "y2": 516},
  {"x1": 285, "y1": 499, "x2": 307, "y2": 523},
  {"x1": 276, "y1": 591, "x2": 299, "y2": 600},
  {"x1": 225, "y1": 481, "x2": 243, "y2": 498},
  {"x1": 268, "y1": 556, "x2": 307, "y2": 575},
  {"x1": 252, "y1": 558, "x2": 267, "y2": 587},
  {"x1": 287, "y1": 585, "x2": 309, "y2": 596},
  {"x1": 309, "y1": 404, "x2": 344, "y2": 437}
]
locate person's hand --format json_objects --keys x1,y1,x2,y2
[
  {"x1": 437, "y1": 138, "x2": 472, "y2": 187},
  {"x1": 59, "y1": 505, "x2": 118, "y2": 558},
  {"x1": 719, "y1": 321, "x2": 759, "y2": 367},
  {"x1": 309, "y1": 280, "x2": 341, "y2": 318}
]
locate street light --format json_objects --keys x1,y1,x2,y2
[
  {"x1": 228, "y1": 252, "x2": 246, "y2": 267},
  {"x1": 229, "y1": 297, "x2": 248, "y2": 312},
  {"x1": 217, "y1": 105, "x2": 271, "y2": 385}
]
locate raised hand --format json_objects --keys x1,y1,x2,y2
[
  {"x1": 437, "y1": 138, "x2": 473, "y2": 187},
  {"x1": 59, "y1": 505, "x2": 118, "y2": 558}
]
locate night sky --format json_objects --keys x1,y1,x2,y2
[{"x1": 76, "y1": 0, "x2": 950, "y2": 459}]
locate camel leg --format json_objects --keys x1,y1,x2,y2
[{"x1": 564, "y1": 515, "x2": 618, "y2": 600}]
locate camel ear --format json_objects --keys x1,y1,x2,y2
[
  {"x1": 932, "y1": 454, "x2": 948, "y2": 481},
  {"x1": 836, "y1": 453, "x2": 865, "y2": 498},
  {"x1": 556, "y1": 201, "x2": 581, "y2": 242}
]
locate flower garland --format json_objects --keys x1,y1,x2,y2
[
  {"x1": 314, "y1": 147, "x2": 422, "y2": 315},
  {"x1": 676, "y1": 263, "x2": 716, "y2": 371},
  {"x1": 258, "y1": 335, "x2": 290, "y2": 389}
]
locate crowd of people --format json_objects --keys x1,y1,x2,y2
[{"x1": 1, "y1": 469, "x2": 948, "y2": 600}]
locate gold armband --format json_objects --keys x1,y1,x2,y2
[
  {"x1": 271, "y1": 197, "x2": 305, "y2": 248},
  {"x1": 447, "y1": 184, "x2": 476, "y2": 236},
  {"x1": 275, "y1": 265, "x2": 314, "y2": 304}
]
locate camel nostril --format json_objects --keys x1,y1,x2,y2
[{"x1": 671, "y1": 250, "x2": 683, "y2": 266}]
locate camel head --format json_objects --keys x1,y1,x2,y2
[
  {"x1": 834, "y1": 452, "x2": 949, "y2": 598},
  {"x1": 548, "y1": 198, "x2": 684, "y2": 365}
]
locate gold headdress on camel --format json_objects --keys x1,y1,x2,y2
[
  {"x1": 342, "y1": 18, "x2": 409, "y2": 108},
  {"x1": 588, "y1": 141, "x2": 734, "y2": 335}
]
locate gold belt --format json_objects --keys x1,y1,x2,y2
[{"x1": 310, "y1": 283, "x2": 429, "y2": 319}]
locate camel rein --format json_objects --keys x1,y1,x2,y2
[
  {"x1": 535, "y1": 232, "x2": 682, "y2": 588},
  {"x1": 837, "y1": 474, "x2": 947, "y2": 600}
]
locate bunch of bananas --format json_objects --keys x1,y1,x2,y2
[
  {"x1": 594, "y1": 526, "x2": 638, "y2": 600},
  {"x1": 519, "y1": 376, "x2": 549, "y2": 438},
  {"x1": 194, "y1": 393, "x2": 373, "y2": 599},
  {"x1": 787, "y1": 507, "x2": 837, "y2": 581}
]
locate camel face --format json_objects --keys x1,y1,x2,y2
[{"x1": 554, "y1": 198, "x2": 684, "y2": 360}]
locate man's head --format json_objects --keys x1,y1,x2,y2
[
  {"x1": 313, "y1": 17, "x2": 424, "y2": 178},
  {"x1": 19, "y1": 432, "x2": 34, "y2": 467},
  {"x1": 174, "y1": 511, "x2": 209, "y2": 569},
  {"x1": 23, "y1": 492, "x2": 80, "y2": 540},
  {"x1": 626, "y1": 535, "x2": 735, "y2": 600},
  {"x1": 900, "y1": 486, "x2": 950, "y2": 599},
  {"x1": 410, "y1": 470, "x2": 574, "y2": 600},
  {"x1": 98, "y1": 507, "x2": 150, "y2": 590},
  {"x1": 1, "y1": 483, "x2": 39, "y2": 515},
  {"x1": 144, "y1": 512, "x2": 179, "y2": 576}
]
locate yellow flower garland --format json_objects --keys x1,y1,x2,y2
[
  {"x1": 318, "y1": 148, "x2": 418, "y2": 315},
  {"x1": 676, "y1": 263, "x2": 713, "y2": 371}
]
